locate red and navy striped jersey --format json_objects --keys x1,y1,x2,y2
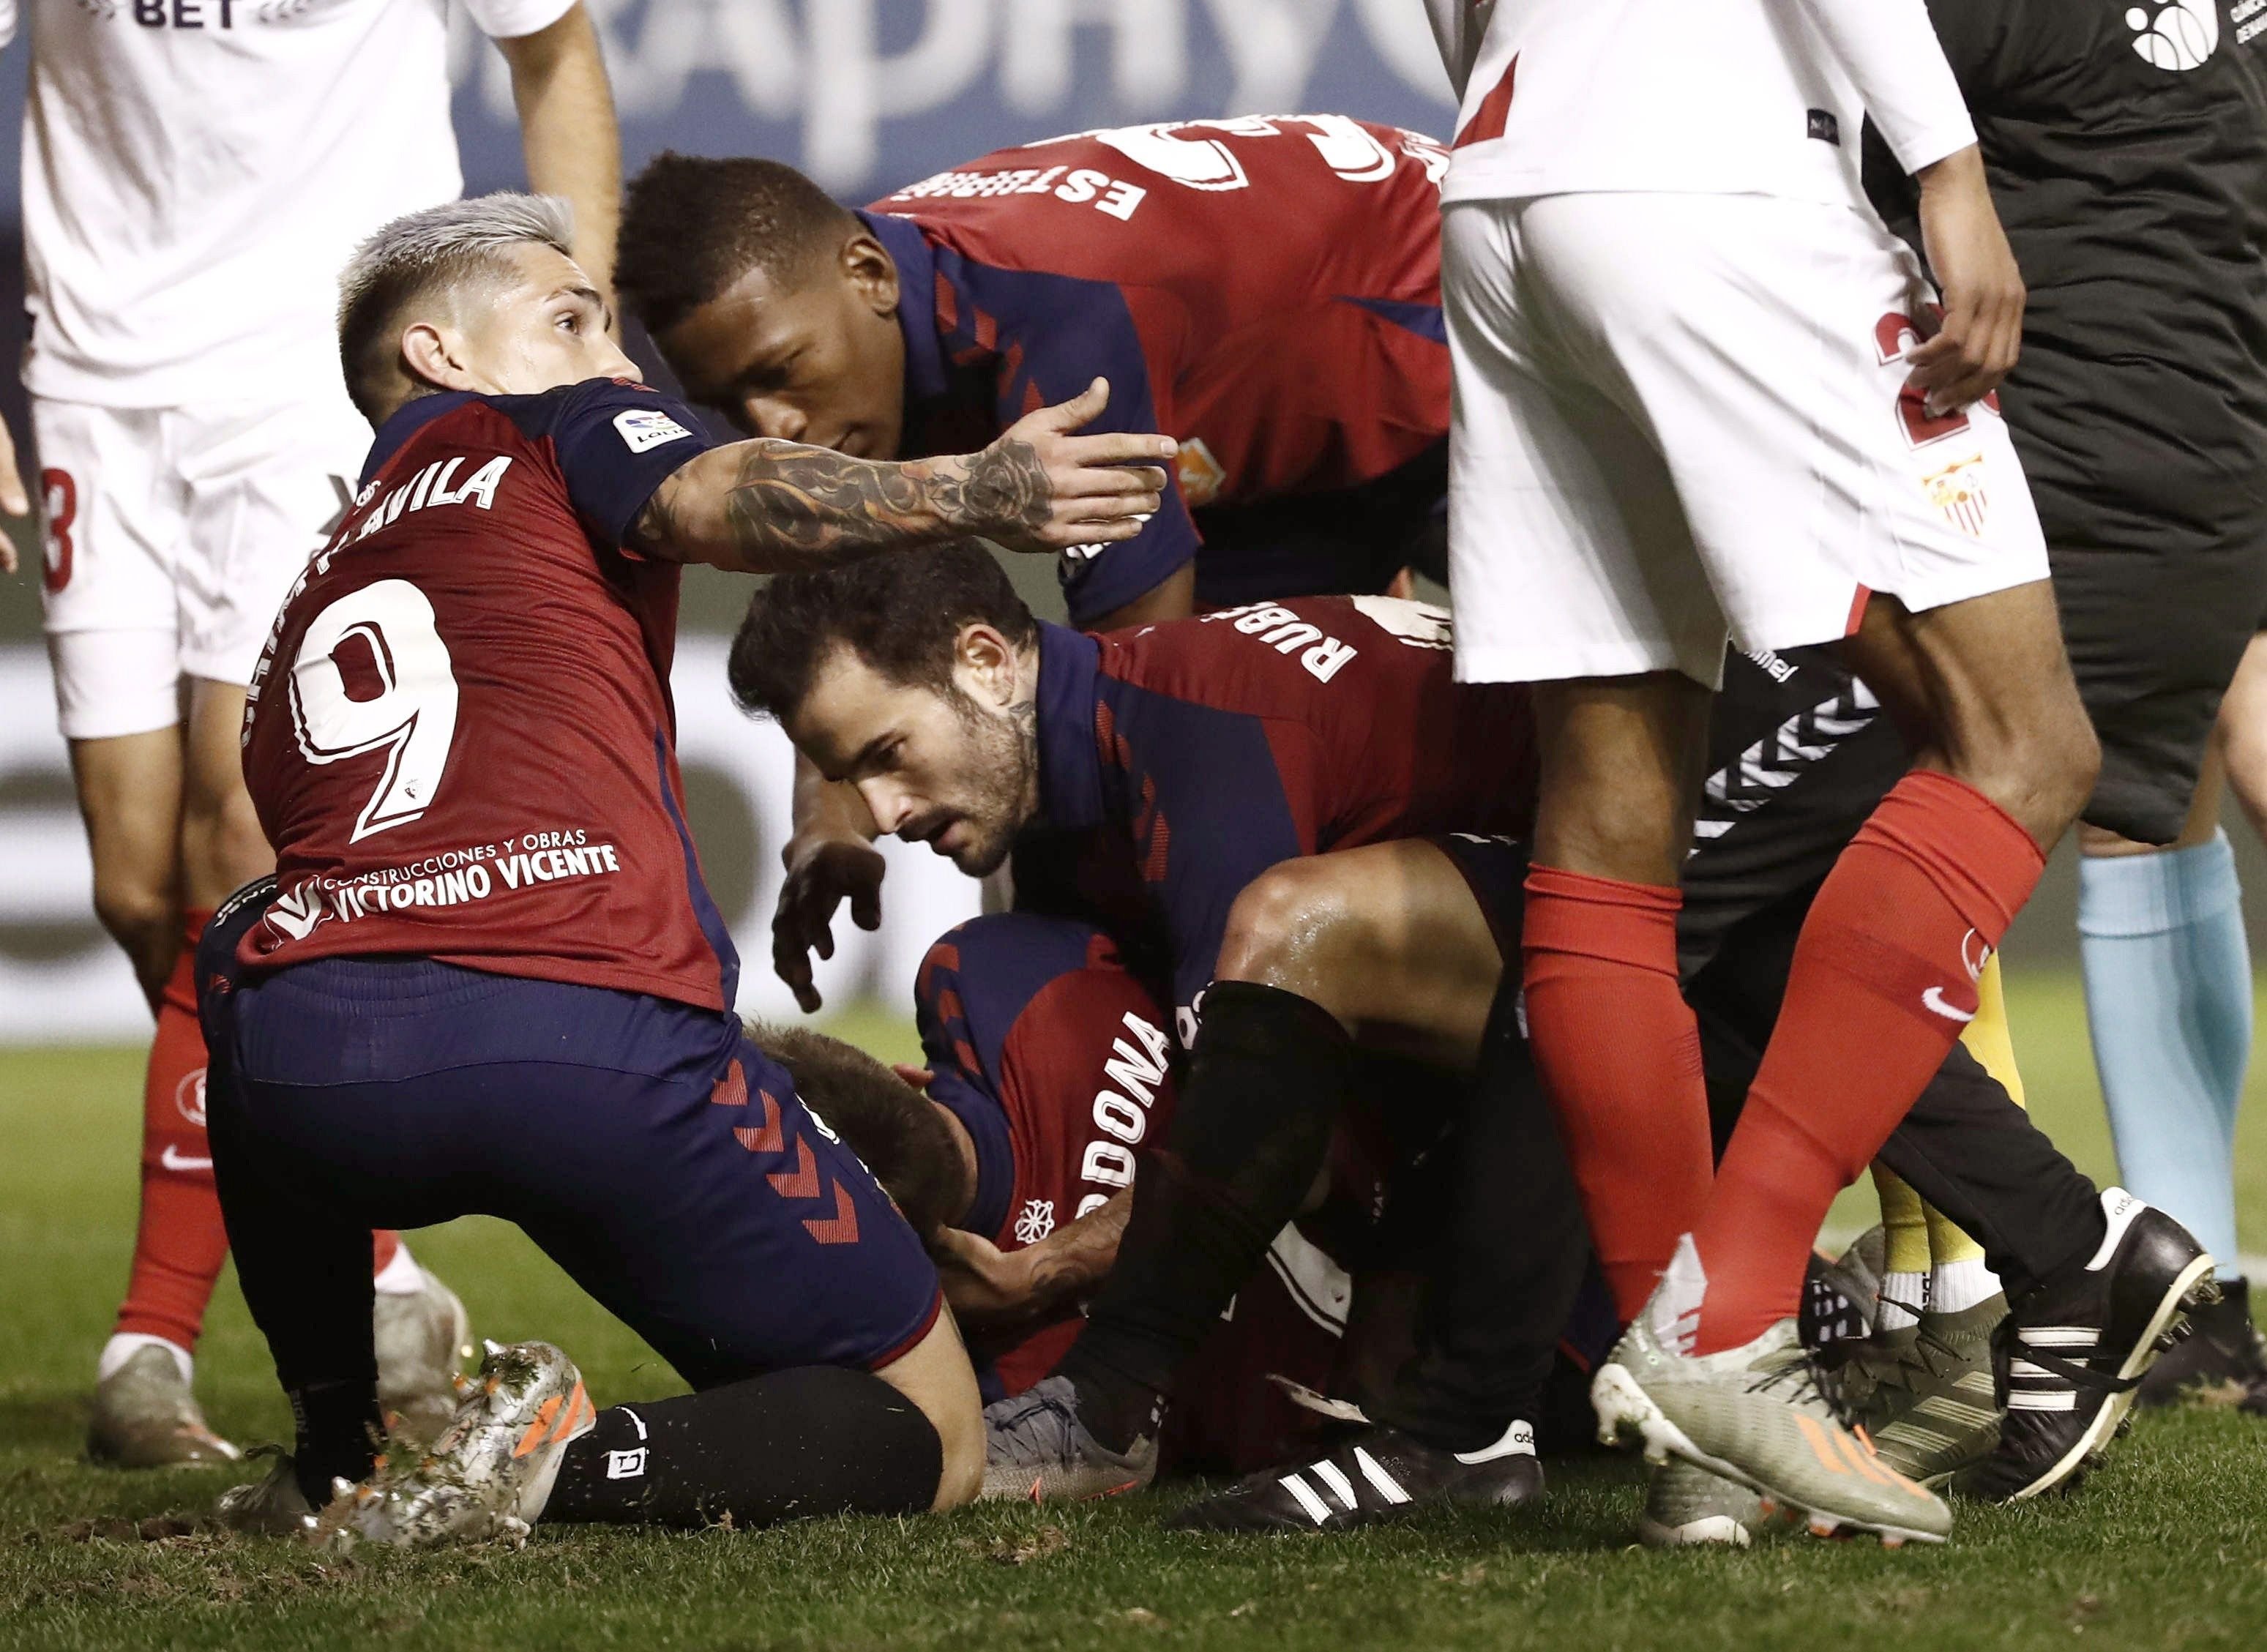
[
  {"x1": 1022, "y1": 596, "x2": 1534, "y2": 1036},
  {"x1": 237, "y1": 378, "x2": 741, "y2": 1012},
  {"x1": 864, "y1": 117, "x2": 1449, "y2": 621}
]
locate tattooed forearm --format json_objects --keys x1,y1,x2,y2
[{"x1": 628, "y1": 436, "x2": 1054, "y2": 572}]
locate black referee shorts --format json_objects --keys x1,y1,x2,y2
[{"x1": 2047, "y1": 521, "x2": 2267, "y2": 845}]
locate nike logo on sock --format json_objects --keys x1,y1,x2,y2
[
  {"x1": 1920, "y1": 986, "x2": 1976, "y2": 1023},
  {"x1": 159, "y1": 1145, "x2": 214, "y2": 1173}
]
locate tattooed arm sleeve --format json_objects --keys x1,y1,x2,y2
[{"x1": 624, "y1": 436, "x2": 1051, "y2": 573}]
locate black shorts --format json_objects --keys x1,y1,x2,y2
[{"x1": 2049, "y1": 525, "x2": 2267, "y2": 845}]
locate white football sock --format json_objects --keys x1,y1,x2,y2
[
  {"x1": 1877, "y1": 1271, "x2": 1927, "y2": 1332},
  {"x1": 98, "y1": 1331, "x2": 192, "y2": 1386},
  {"x1": 1929, "y1": 1257, "x2": 2002, "y2": 1315},
  {"x1": 372, "y1": 1238, "x2": 427, "y2": 1296}
]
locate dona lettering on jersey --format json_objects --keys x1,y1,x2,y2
[{"x1": 1072, "y1": 1009, "x2": 1174, "y2": 1217}]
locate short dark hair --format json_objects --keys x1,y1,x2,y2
[
  {"x1": 750, "y1": 1023, "x2": 966, "y2": 1236},
  {"x1": 728, "y1": 542, "x2": 1040, "y2": 722},
  {"x1": 616, "y1": 152, "x2": 857, "y2": 336}
]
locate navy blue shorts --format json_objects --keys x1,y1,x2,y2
[{"x1": 198, "y1": 887, "x2": 940, "y2": 1390}]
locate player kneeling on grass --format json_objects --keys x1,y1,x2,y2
[
  {"x1": 732, "y1": 550, "x2": 2216, "y2": 1543},
  {"x1": 197, "y1": 191, "x2": 1170, "y2": 1544}
]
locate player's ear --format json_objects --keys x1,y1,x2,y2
[
  {"x1": 842, "y1": 231, "x2": 900, "y2": 318},
  {"x1": 398, "y1": 320, "x2": 482, "y2": 395},
  {"x1": 955, "y1": 621, "x2": 1020, "y2": 709}
]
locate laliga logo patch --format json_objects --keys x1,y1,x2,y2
[
  {"x1": 2128, "y1": 1, "x2": 2219, "y2": 70},
  {"x1": 613, "y1": 408, "x2": 694, "y2": 454},
  {"x1": 176, "y1": 1067, "x2": 208, "y2": 1129}
]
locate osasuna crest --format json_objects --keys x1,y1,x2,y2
[
  {"x1": 2128, "y1": 1, "x2": 2219, "y2": 70},
  {"x1": 1014, "y1": 1198, "x2": 1057, "y2": 1246}
]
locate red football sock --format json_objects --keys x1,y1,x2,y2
[
  {"x1": 1521, "y1": 865, "x2": 1714, "y2": 1320},
  {"x1": 113, "y1": 910, "x2": 228, "y2": 1353},
  {"x1": 372, "y1": 1230, "x2": 403, "y2": 1277},
  {"x1": 1690, "y1": 771, "x2": 2046, "y2": 1353}
]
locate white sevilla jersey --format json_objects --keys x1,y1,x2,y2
[
  {"x1": 1421, "y1": 0, "x2": 1977, "y2": 209},
  {"x1": 0, "y1": 0, "x2": 572, "y2": 410}
]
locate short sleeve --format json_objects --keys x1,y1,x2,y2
[
  {"x1": 1057, "y1": 496, "x2": 1203, "y2": 628},
  {"x1": 546, "y1": 378, "x2": 719, "y2": 549},
  {"x1": 461, "y1": 0, "x2": 577, "y2": 40}
]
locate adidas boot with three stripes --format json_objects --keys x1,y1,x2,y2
[
  {"x1": 1957, "y1": 1189, "x2": 2216, "y2": 1502},
  {"x1": 1166, "y1": 1421, "x2": 1543, "y2": 1532}
]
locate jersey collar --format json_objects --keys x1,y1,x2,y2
[
  {"x1": 1034, "y1": 622, "x2": 1108, "y2": 835},
  {"x1": 360, "y1": 391, "x2": 477, "y2": 487},
  {"x1": 854, "y1": 209, "x2": 949, "y2": 406}
]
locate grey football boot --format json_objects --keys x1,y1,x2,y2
[
  {"x1": 86, "y1": 1345, "x2": 242, "y2": 1469},
  {"x1": 374, "y1": 1268, "x2": 472, "y2": 1446},
  {"x1": 1594, "y1": 1272, "x2": 1952, "y2": 1546},
  {"x1": 1638, "y1": 1458, "x2": 1769, "y2": 1548},
  {"x1": 981, "y1": 1374, "x2": 1158, "y2": 1503},
  {"x1": 214, "y1": 1449, "x2": 320, "y2": 1537}
]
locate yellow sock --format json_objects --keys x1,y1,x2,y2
[{"x1": 1872, "y1": 1164, "x2": 1930, "y2": 1328}]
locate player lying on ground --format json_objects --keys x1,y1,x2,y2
[
  {"x1": 818, "y1": 911, "x2": 1539, "y2": 1488},
  {"x1": 198, "y1": 192, "x2": 1170, "y2": 1545},
  {"x1": 727, "y1": 547, "x2": 2211, "y2": 1541}
]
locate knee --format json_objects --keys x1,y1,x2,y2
[
  {"x1": 1960, "y1": 689, "x2": 2100, "y2": 845},
  {"x1": 91, "y1": 869, "x2": 177, "y2": 971},
  {"x1": 1216, "y1": 861, "x2": 1362, "y2": 1001}
]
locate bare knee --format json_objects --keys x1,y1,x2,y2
[
  {"x1": 1216, "y1": 861, "x2": 1364, "y2": 1017},
  {"x1": 91, "y1": 870, "x2": 178, "y2": 981}
]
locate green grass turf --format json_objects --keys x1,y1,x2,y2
[{"x1": 4, "y1": 973, "x2": 2266, "y2": 1651}]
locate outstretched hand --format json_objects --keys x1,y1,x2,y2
[
  {"x1": 769, "y1": 834, "x2": 888, "y2": 1014},
  {"x1": 968, "y1": 378, "x2": 1173, "y2": 556}
]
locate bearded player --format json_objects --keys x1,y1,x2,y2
[
  {"x1": 197, "y1": 193, "x2": 1168, "y2": 1542},
  {"x1": 0, "y1": 0, "x2": 619, "y2": 1466},
  {"x1": 730, "y1": 547, "x2": 2208, "y2": 1540}
]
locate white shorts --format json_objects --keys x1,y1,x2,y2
[
  {"x1": 36, "y1": 391, "x2": 369, "y2": 739},
  {"x1": 1443, "y1": 193, "x2": 2050, "y2": 689}
]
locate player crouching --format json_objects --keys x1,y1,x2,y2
[{"x1": 198, "y1": 190, "x2": 1168, "y2": 1544}]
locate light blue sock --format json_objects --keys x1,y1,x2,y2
[{"x1": 2079, "y1": 830, "x2": 2252, "y2": 1278}]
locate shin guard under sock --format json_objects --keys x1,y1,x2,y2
[
  {"x1": 1520, "y1": 866, "x2": 1713, "y2": 1320},
  {"x1": 1692, "y1": 771, "x2": 2044, "y2": 1353},
  {"x1": 1060, "y1": 982, "x2": 1354, "y2": 1448},
  {"x1": 114, "y1": 910, "x2": 228, "y2": 1353},
  {"x1": 545, "y1": 1368, "x2": 943, "y2": 1528}
]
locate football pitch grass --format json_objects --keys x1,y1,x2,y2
[{"x1": 4, "y1": 974, "x2": 2266, "y2": 1651}]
